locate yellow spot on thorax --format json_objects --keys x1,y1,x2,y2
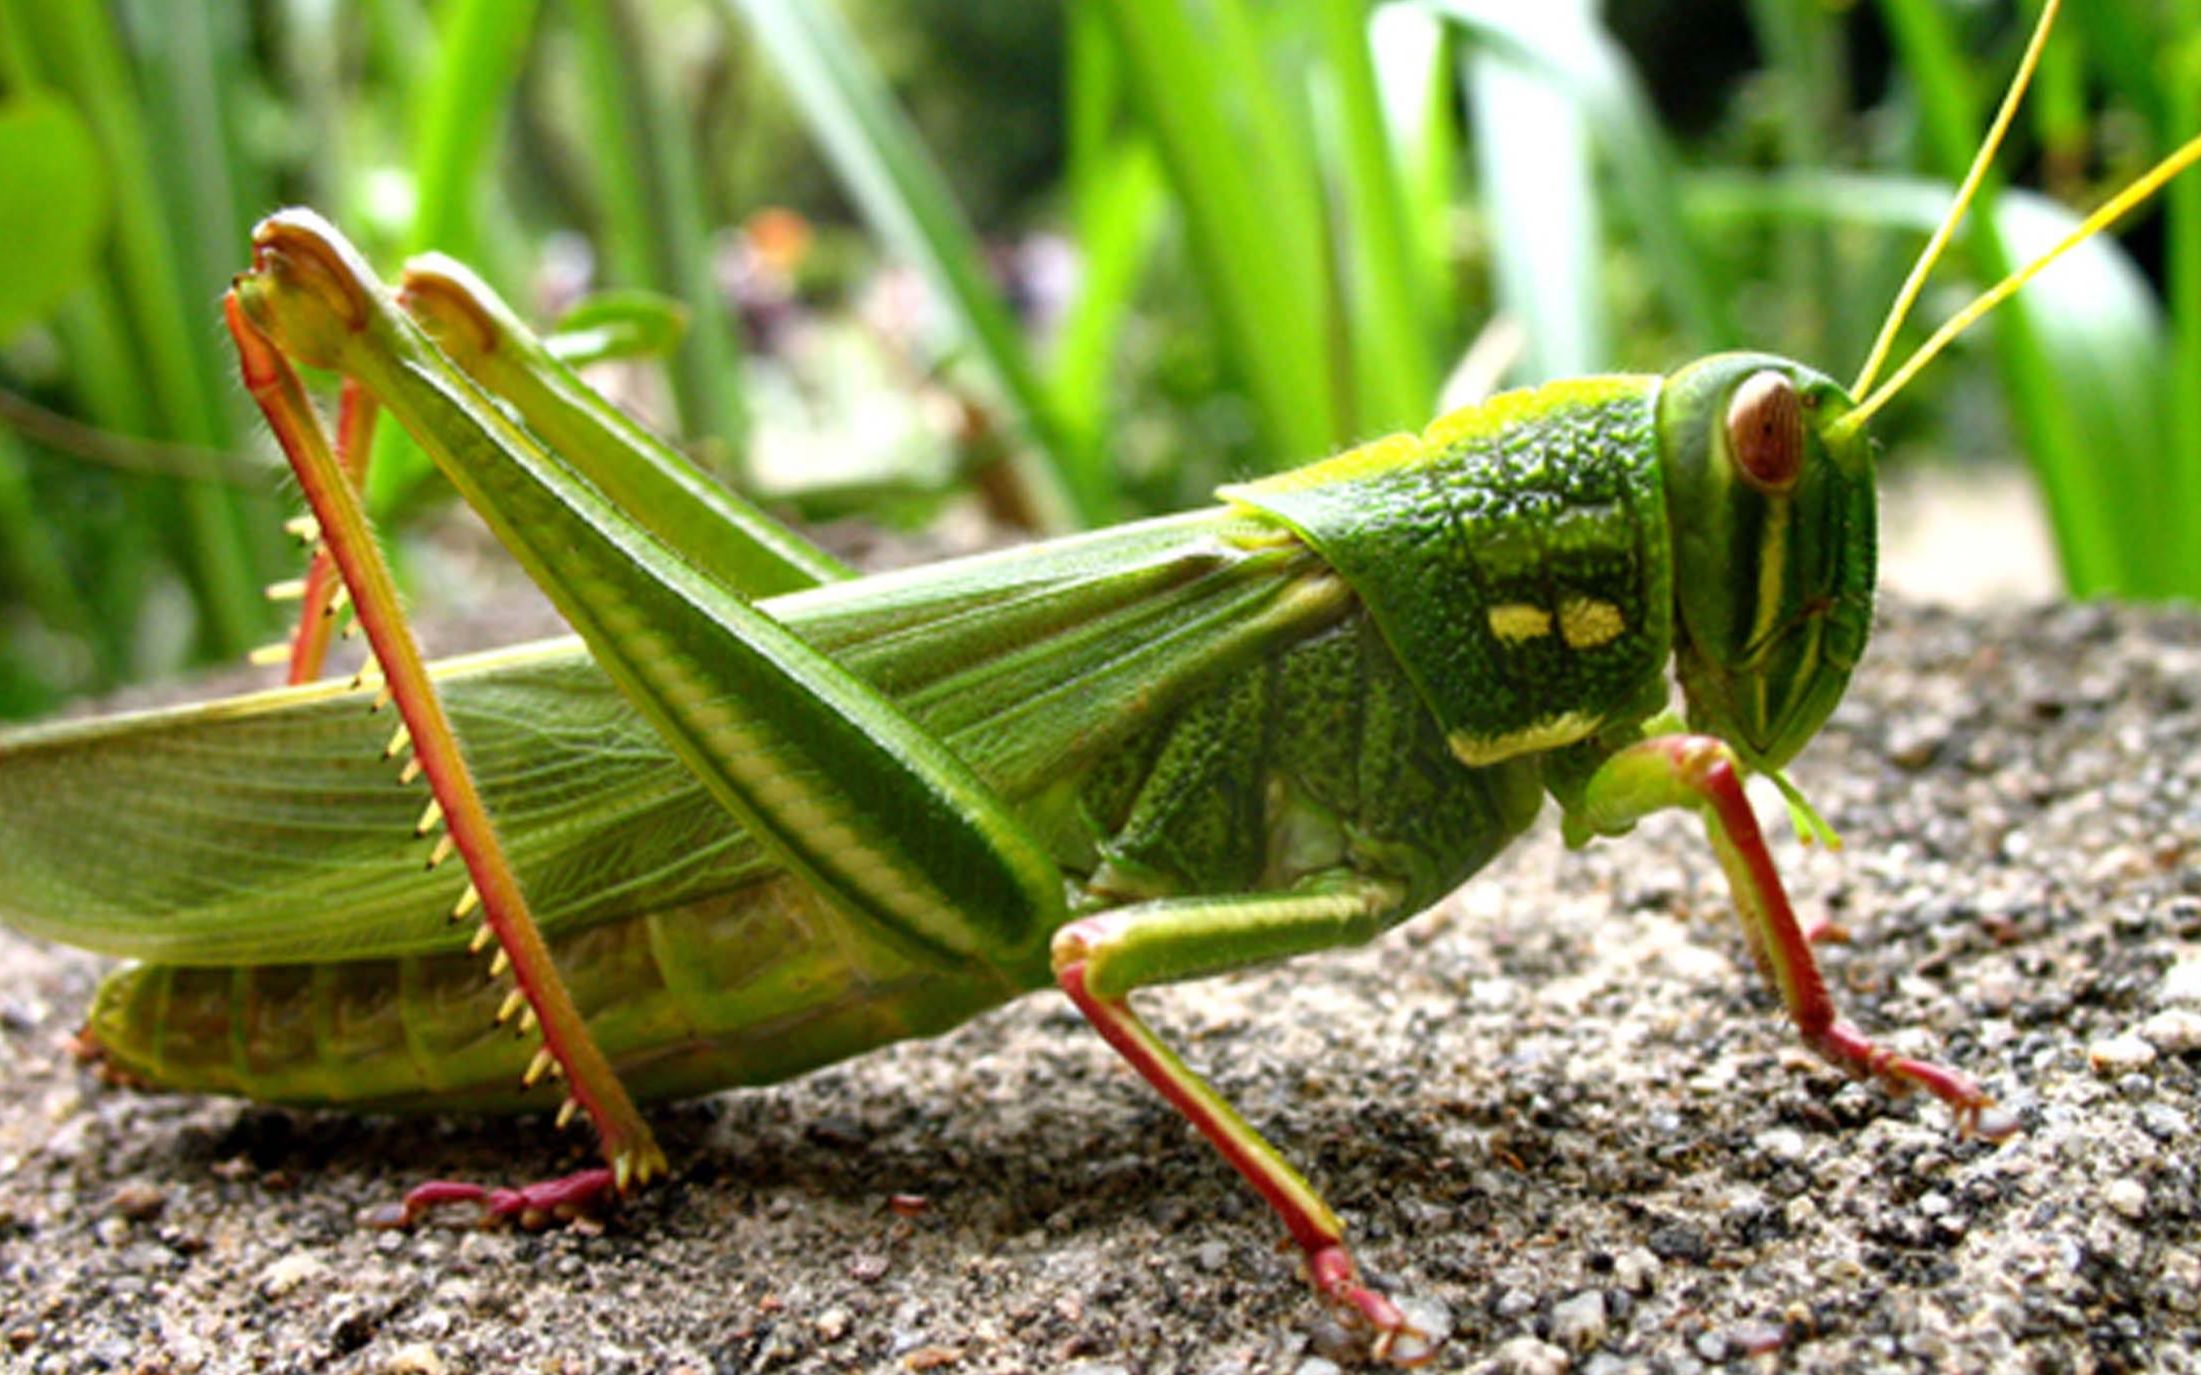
[
  {"x1": 1486, "y1": 603, "x2": 1552, "y2": 642},
  {"x1": 1558, "y1": 597, "x2": 1624, "y2": 649}
]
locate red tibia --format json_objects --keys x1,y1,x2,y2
[
  {"x1": 1056, "y1": 957, "x2": 1425, "y2": 1358},
  {"x1": 1666, "y1": 738, "x2": 2015, "y2": 1140},
  {"x1": 284, "y1": 381, "x2": 379, "y2": 684},
  {"x1": 226, "y1": 291, "x2": 667, "y2": 1196},
  {"x1": 284, "y1": 553, "x2": 344, "y2": 685}
]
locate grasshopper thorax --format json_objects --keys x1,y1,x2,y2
[{"x1": 1657, "y1": 353, "x2": 1876, "y2": 773}]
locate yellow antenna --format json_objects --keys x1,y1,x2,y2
[
  {"x1": 1840, "y1": 129, "x2": 2201, "y2": 435},
  {"x1": 1849, "y1": 0, "x2": 2061, "y2": 400}
]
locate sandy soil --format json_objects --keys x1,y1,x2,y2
[{"x1": 3, "y1": 595, "x2": 2199, "y2": 1374}]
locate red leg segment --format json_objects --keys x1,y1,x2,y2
[
  {"x1": 1578, "y1": 734, "x2": 2016, "y2": 1139},
  {"x1": 1051, "y1": 890, "x2": 1435, "y2": 1365}
]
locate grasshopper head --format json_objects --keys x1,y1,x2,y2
[{"x1": 1657, "y1": 353, "x2": 1876, "y2": 773}]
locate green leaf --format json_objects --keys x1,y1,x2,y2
[
  {"x1": 0, "y1": 92, "x2": 108, "y2": 342},
  {"x1": 548, "y1": 289, "x2": 693, "y2": 367}
]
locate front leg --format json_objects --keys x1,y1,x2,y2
[
  {"x1": 1569, "y1": 734, "x2": 2016, "y2": 1138},
  {"x1": 1050, "y1": 881, "x2": 1439, "y2": 1366}
]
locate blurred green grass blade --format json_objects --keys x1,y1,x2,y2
[
  {"x1": 0, "y1": 427, "x2": 94, "y2": 652},
  {"x1": 0, "y1": 9, "x2": 149, "y2": 672},
  {"x1": 9, "y1": 0, "x2": 272, "y2": 657},
  {"x1": 366, "y1": 0, "x2": 543, "y2": 511},
  {"x1": 0, "y1": 92, "x2": 107, "y2": 340},
  {"x1": 408, "y1": 0, "x2": 540, "y2": 256},
  {"x1": 2026, "y1": 3, "x2": 2085, "y2": 177},
  {"x1": 1312, "y1": 0, "x2": 1438, "y2": 429},
  {"x1": 1874, "y1": 0, "x2": 2140, "y2": 595},
  {"x1": 1744, "y1": 0, "x2": 1861, "y2": 369},
  {"x1": 1422, "y1": 0, "x2": 1732, "y2": 352},
  {"x1": 123, "y1": 0, "x2": 244, "y2": 332},
  {"x1": 1050, "y1": 0, "x2": 1157, "y2": 512},
  {"x1": 1368, "y1": 3, "x2": 1456, "y2": 352},
  {"x1": 1461, "y1": 0, "x2": 1602, "y2": 381},
  {"x1": 276, "y1": 0, "x2": 355, "y2": 220},
  {"x1": 2035, "y1": 0, "x2": 2200, "y2": 581},
  {"x1": 2061, "y1": 0, "x2": 2169, "y2": 135},
  {"x1": 1094, "y1": 0, "x2": 1339, "y2": 466},
  {"x1": 1690, "y1": 168, "x2": 2169, "y2": 597},
  {"x1": 566, "y1": 0, "x2": 750, "y2": 469},
  {"x1": 2165, "y1": 13, "x2": 2201, "y2": 590},
  {"x1": 1051, "y1": 137, "x2": 1158, "y2": 490},
  {"x1": 122, "y1": 0, "x2": 287, "y2": 603},
  {"x1": 721, "y1": 0, "x2": 1085, "y2": 529}
]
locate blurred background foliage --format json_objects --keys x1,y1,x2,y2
[{"x1": 0, "y1": 0, "x2": 2195, "y2": 721}]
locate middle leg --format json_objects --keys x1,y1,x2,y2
[{"x1": 1050, "y1": 880, "x2": 1440, "y2": 1364}]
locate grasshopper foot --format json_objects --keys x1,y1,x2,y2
[
  {"x1": 366, "y1": 1166, "x2": 619, "y2": 1230},
  {"x1": 1308, "y1": 1244, "x2": 1438, "y2": 1366},
  {"x1": 1810, "y1": 1022, "x2": 2020, "y2": 1141}
]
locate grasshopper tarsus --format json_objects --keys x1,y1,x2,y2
[
  {"x1": 369, "y1": 1166, "x2": 621, "y2": 1232},
  {"x1": 1309, "y1": 1245, "x2": 1437, "y2": 1367}
]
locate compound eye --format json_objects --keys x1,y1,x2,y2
[{"x1": 1725, "y1": 370, "x2": 1804, "y2": 494}]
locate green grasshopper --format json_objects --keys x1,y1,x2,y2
[{"x1": 4, "y1": 3, "x2": 2198, "y2": 1360}]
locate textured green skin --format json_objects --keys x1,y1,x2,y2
[
  {"x1": 3, "y1": 361, "x2": 1863, "y2": 1114},
  {"x1": 1223, "y1": 376, "x2": 1669, "y2": 758}
]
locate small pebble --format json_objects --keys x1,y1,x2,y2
[
  {"x1": 1754, "y1": 1128, "x2": 1806, "y2": 1164},
  {"x1": 109, "y1": 1182, "x2": 165, "y2": 1222},
  {"x1": 259, "y1": 1251, "x2": 327, "y2": 1298},
  {"x1": 2158, "y1": 958, "x2": 2201, "y2": 1007},
  {"x1": 405, "y1": 1308, "x2": 453, "y2": 1341},
  {"x1": 816, "y1": 1308, "x2": 850, "y2": 1343},
  {"x1": 387, "y1": 1344, "x2": 446, "y2": 1375},
  {"x1": 848, "y1": 1251, "x2": 890, "y2": 1282},
  {"x1": 1613, "y1": 1247, "x2": 1662, "y2": 1294},
  {"x1": 1495, "y1": 1335, "x2": 1569, "y2": 1375},
  {"x1": 1886, "y1": 723, "x2": 1943, "y2": 769},
  {"x1": 1388, "y1": 1296, "x2": 1451, "y2": 1364},
  {"x1": 1550, "y1": 1290, "x2": 1608, "y2": 1351},
  {"x1": 1647, "y1": 1225, "x2": 1708, "y2": 1265},
  {"x1": 2139, "y1": 1105, "x2": 2191, "y2": 1141},
  {"x1": 2139, "y1": 1009, "x2": 2201, "y2": 1053},
  {"x1": 2088, "y1": 1035, "x2": 2157, "y2": 1075},
  {"x1": 2103, "y1": 1178, "x2": 2148, "y2": 1220},
  {"x1": 1194, "y1": 1240, "x2": 1230, "y2": 1272}
]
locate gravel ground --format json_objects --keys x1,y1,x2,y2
[{"x1": 3, "y1": 595, "x2": 2199, "y2": 1375}]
